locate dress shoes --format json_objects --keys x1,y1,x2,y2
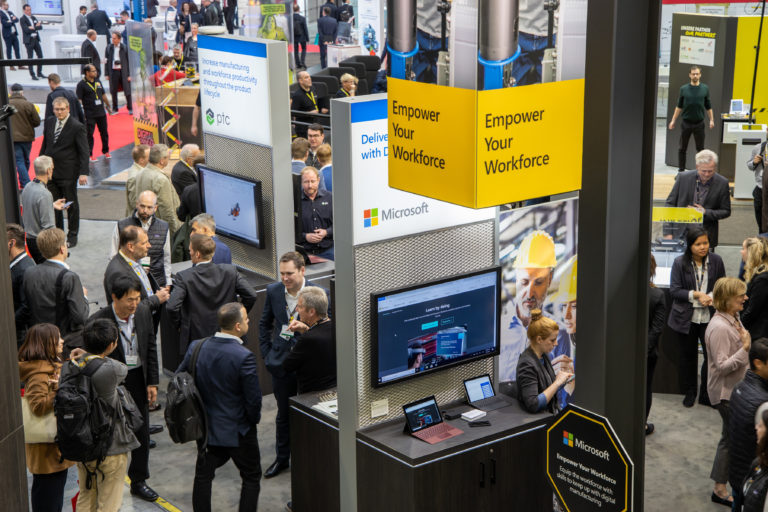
[
  {"x1": 130, "y1": 481, "x2": 159, "y2": 501},
  {"x1": 286, "y1": 501, "x2": 293, "y2": 511},
  {"x1": 645, "y1": 423, "x2": 654, "y2": 436},
  {"x1": 149, "y1": 439, "x2": 157, "y2": 449},
  {"x1": 711, "y1": 492, "x2": 733, "y2": 507},
  {"x1": 682, "y1": 394, "x2": 695, "y2": 408},
  {"x1": 149, "y1": 424, "x2": 163, "y2": 435},
  {"x1": 37, "y1": 73, "x2": 45, "y2": 79},
  {"x1": 264, "y1": 459, "x2": 290, "y2": 478},
  {"x1": 66, "y1": 238, "x2": 77, "y2": 249},
  {"x1": 30, "y1": 75, "x2": 38, "y2": 80},
  {"x1": 148, "y1": 402, "x2": 161, "y2": 412}
]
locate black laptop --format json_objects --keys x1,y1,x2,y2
[{"x1": 463, "y1": 374, "x2": 511, "y2": 411}]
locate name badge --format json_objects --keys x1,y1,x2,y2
[
  {"x1": 126, "y1": 355, "x2": 139, "y2": 367},
  {"x1": 279, "y1": 324, "x2": 295, "y2": 341},
  {"x1": 94, "y1": 99, "x2": 101, "y2": 106}
]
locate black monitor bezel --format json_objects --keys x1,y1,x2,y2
[
  {"x1": 402, "y1": 395, "x2": 443, "y2": 433},
  {"x1": 370, "y1": 266, "x2": 502, "y2": 389},
  {"x1": 197, "y1": 164, "x2": 266, "y2": 250}
]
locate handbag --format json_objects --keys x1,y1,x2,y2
[
  {"x1": 116, "y1": 385, "x2": 144, "y2": 433},
  {"x1": 21, "y1": 395, "x2": 57, "y2": 443}
]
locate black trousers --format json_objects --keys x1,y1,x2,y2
[
  {"x1": 125, "y1": 367, "x2": 151, "y2": 483},
  {"x1": 4, "y1": 34, "x2": 20, "y2": 59},
  {"x1": 646, "y1": 352, "x2": 657, "y2": 420},
  {"x1": 271, "y1": 372, "x2": 297, "y2": 463},
  {"x1": 678, "y1": 322, "x2": 709, "y2": 400},
  {"x1": 294, "y1": 41, "x2": 306, "y2": 67},
  {"x1": 30, "y1": 468, "x2": 69, "y2": 512},
  {"x1": 109, "y1": 69, "x2": 132, "y2": 112},
  {"x1": 678, "y1": 119, "x2": 706, "y2": 171},
  {"x1": 25, "y1": 38, "x2": 42, "y2": 77},
  {"x1": 26, "y1": 235, "x2": 44, "y2": 264},
  {"x1": 47, "y1": 179, "x2": 79, "y2": 239},
  {"x1": 193, "y1": 427, "x2": 261, "y2": 512},
  {"x1": 754, "y1": 186, "x2": 763, "y2": 233},
  {"x1": 85, "y1": 114, "x2": 109, "y2": 155}
]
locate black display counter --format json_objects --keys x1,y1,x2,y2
[
  {"x1": 290, "y1": 390, "x2": 554, "y2": 512},
  {"x1": 161, "y1": 260, "x2": 335, "y2": 395}
]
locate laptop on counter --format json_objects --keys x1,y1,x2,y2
[
  {"x1": 403, "y1": 396, "x2": 464, "y2": 444},
  {"x1": 463, "y1": 374, "x2": 512, "y2": 412}
]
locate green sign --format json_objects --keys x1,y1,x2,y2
[
  {"x1": 128, "y1": 36, "x2": 143, "y2": 52},
  {"x1": 261, "y1": 4, "x2": 285, "y2": 15}
]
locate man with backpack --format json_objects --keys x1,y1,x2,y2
[
  {"x1": 177, "y1": 302, "x2": 262, "y2": 511},
  {"x1": 57, "y1": 318, "x2": 139, "y2": 512}
]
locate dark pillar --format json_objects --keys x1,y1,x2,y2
[
  {"x1": 0, "y1": 142, "x2": 30, "y2": 509},
  {"x1": 578, "y1": 1, "x2": 661, "y2": 510},
  {"x1": 0, "y1": 37, "x2": 21, "y2": 224}
]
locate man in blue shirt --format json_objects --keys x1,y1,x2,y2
[{"x1": 190, "y1": 213, "x2": 232, "y2": 264}]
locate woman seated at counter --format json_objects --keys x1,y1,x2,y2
[
  {"x1": 516, "y1": 309, "x2": 574, "y2": 414},
  {"x1": 154, "y1": 56, "x2": 187, "y2": 86}
]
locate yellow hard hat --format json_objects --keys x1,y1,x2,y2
[
  {"x1": 555, "y1": 256, "x2": 577, "y2": 303},
  {"x1": 513, "y1": 230, "x2": 557, "y2": 269}
]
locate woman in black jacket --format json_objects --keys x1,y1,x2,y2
[
  {"x1": 668, "y1": 226, "x2": 726, "y2": 408},
  {"x1": 516, "y1": 310, "x2": 573, "y2": 414},
  {"x1": 646, "y1": 254, "x2": 667, "y2": 435},
  {"x1": 743, "y1": 237, "x2": 768, "y2": 341},
  {"x1": 741, "y1": 403, "x2": 768, "y2": 511}
]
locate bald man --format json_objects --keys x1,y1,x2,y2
[{"x1": 110, "y1": 190, "x2": 172, "y2": 287}]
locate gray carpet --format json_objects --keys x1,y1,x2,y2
[{"x1": 77, "y1": 188, "x2": 127, "y2": 221}]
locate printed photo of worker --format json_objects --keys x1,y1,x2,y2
[{"x1": 497, "y1": 197, "x2": 578, "y2": 408}]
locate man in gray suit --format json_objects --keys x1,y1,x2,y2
[{"x1": 665, "y1": 149, "x2": 731, "y2": 248}]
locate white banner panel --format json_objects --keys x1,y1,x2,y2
[
  {"x1": 357, "y1": 0, "x2": 382, "y2": 55},
  {"x1": 198, "y1": 36, "x2": 271, "y2": 145},
  {"x1": 349, "y1": 99, "x2": 494, "y2": 245}
]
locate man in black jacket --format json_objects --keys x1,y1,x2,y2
[
  {"x1": 105, "y1": 31, "x2": 132, "y2": 114},
  {"x1": 728, "y1": 338, "x2": 768, "y2": 510},
  {"x1": 40, "y1": 97, "x2": 90, "y2": 248},
  {"x1": 85, "y1": 2, "x2": 112, "y2": 35},
  {"x1": 317, "y1": 6, "x2": 337, "y2": 69},
  {"x1": 81, "y1": 29, "x2": 101, "y2": 78},
  {"x1": 91, "y1": 275, "x2": 160, "y2": 502},
  {"x1": 167, "y1": 234, "x2": 258, "y2": 353},
  {"x1": 170, "y1": 143, "x2": 200, "y2": 197},
  {"x1": 292, "y1": 4, "x2": 308, "y2": 69},
  {"x1": 19, "y1": 3, "x2": 43, "y2": 79},
  {"x1": 45, "y1": 73, "x2": 85, "y2": 123},
  {"x1": 8, "y1": 223, "x2": 34, "y2": 346}
]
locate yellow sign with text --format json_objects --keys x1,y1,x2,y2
[
  {"x1": 388, "y1": 78, "x2": 585, "y2": 208},
  {"x1": 652, "y1": 207, "x2": 704, "y2": 223}
]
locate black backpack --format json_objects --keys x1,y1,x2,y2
[
  {"x1": 54, "y1": 357, "x2": 114, "y2": 488},
  {"x1": 165, "y1": 339, "x2": 208, "y2": 450}
]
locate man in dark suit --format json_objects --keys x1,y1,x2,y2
[
  {"x1": 91, "y1": 275, "x2": 160, "y2": 502},
  {"x1": 45, "y1": 73, "x2": 85, "y2": 123},
  {"x1": 665, "y1": 149, "x2": 731, "y2": 248},
  {"x1": 170, "y1": 143, "x2": 200, "y2": 197},
  {"x1": 40, "y1": 97, "x2": 89, "y2": 248},
  {"x1": 259, "y1": 251, "x2": 320, "y2": 478},
  {"x1": 104, "y1": 225, "x2": 170, "y2": 309},
  {"x1": 167, "y1": 234, "x2": 258, "y2": 353},
  {"x1": 177, "y1": 302, "x2": 262, "y2": 511},
  {"x1": 190, "y1": 213, "x2": 231, "y2": 264},
  {"x1": 105, "y1": 31, "x2": 132, "y2": 114},
  {"x1": 86, "y1": 2, "x2": 112, "y2": 35},
  {"x1": 292, "y1": 3, "x2": 308, "y2": 69},
  {"x1": 320, "y1": 0, "x2": 337, "y2": 20},
  {"x1": 19, "y1": 3, "x2": 44, "y2": 79},
  {"x1": 81, "y1": 29, "x2": 101, "y2": 78},
  {"x1": 0, "y1": 1, "x2": 22, "y2": 67},
  {"x1": 20, "y1": 228, "x2": 89, "y2": 337},
  {"x1": 317, "y1": 6, "x2": 338, "y2": 69},
  {"x1": 8, "y1": 223, "x2": 35, "y2": 346}
]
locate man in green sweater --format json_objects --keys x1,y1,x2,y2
[{"x1": 669, "y1": 65, "x2": 715, "y2": 172}]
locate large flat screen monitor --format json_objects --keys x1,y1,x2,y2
[
  {"x1": 29, "y1": 0, "x2": 63, "y2": 15},
  {"x1": 198, "y1": 165, "x2": 266, "y2": 249},
  {"x1": 371, "y1": 267, "x2": 501, "y2": 388}
]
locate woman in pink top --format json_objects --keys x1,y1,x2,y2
[{"x1": 706, "y1": 276, "x2": 751, "y2": 506}]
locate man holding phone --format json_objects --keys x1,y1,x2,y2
[{"x1": 20, "y1": 155, "x2": 68, "y2": 263}]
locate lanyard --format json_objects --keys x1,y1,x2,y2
[
  {"x1": 286, "y1": 303, "x2": 298, "y2": 322},
  {"x1": 306, "y1": 90, "x2": 318, "y2": 110},
  {"x1": 692, "y1": 258, "x2": 707, "y2": 292},
  {"x1": 175, "y1": 56, "x2": 184, "y2": 71},
  {"x1": 119, "y1": 326, "x2": 137, "y2": 355},
  {"x1": 84, "y1": 79, "x2": 100, "y2": 96},
  {"x1": 341, "y1": 88, "x2": 350, "y2": 97}
]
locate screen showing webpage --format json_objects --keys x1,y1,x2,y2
[{"x1": 199, "y1": 167, "x2": 261, "y2": 246}]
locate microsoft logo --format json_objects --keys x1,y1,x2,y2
[
  {"x1": 363, "y1": 208, "x2": 378, "y2": 228},
  {"x1": 563, "y1": 431, "x2": 573, "y2": 447},
  {"x1": 205, "y1": 108, "x2": 215, "y2": 125}
]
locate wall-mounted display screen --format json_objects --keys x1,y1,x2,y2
[
  {"x1": 371, "y1": 267, "x2": 501, "y2": 387},
  {"x1": 29, "y1": 0, "x2": 63, "y2": 15},
  {"x1": 198, "y1": 165, "x2": 266, "y2": 249}
]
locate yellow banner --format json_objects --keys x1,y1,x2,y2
[
  {"x1": 388, "y1": 78, "x2": 585, "y2": 208},
  {"x1": 652, "y1": 207, "x2": 704, "y2": 223}
]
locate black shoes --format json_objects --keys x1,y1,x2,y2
[
  {"x1": 264, "y1": 459, "x2": 290, "y2": 478},
  {"x1": 645, "y1": 423, "x2": 654, "y2": 436},
  {"x1": 711, "y1": 492, "x2": 733, "y2": 507},
  {"x1": 149, "y1": 439, "x2": 157, "y2": 449},
  {"x1": 130, "y1": 481, "x2": 159, "y2": 501},
  {"x1": 148, "y1": 402, "x2": 162, "y2": 412},
  {"x1": 66, "y1": 237, "x2": 77, "y2": 249},
  {"x1": 682, "y1": 394, "x2": 695, "y2": 408},
  {"x1": 30, "y1": 75, "x2": 38, "y2": 80},
  {"x1": 149, "y1": 424, "x2": 164, "y2": 435}
]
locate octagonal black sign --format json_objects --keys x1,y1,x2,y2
[{"x1": 547, "y1": 405, "x2": 634, "y2": 512}]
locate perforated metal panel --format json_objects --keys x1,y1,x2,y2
[
  {"x1": 354, "y1": 220, "x2": 496, "y2": 427},
  {"x1": 203, "y1": 132, "x2": 279, "y2": 280}
]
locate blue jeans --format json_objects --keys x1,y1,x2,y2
[
  {"x1": 511, "y1": 32, "x2": 555, "y2": 86},
  {"x1": 317, "y1": 246, "x2": 334, "y2": 261},
  {"x1": 14, "y1": 141, "x2": 31, "y2": 188},
  {"x1": 412, "y1": 29, "x2": 445, "y2": 84}
]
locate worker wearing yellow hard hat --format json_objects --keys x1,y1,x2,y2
[{"x1": 554, "y1": 256, "x2": 577, "y2": 339}]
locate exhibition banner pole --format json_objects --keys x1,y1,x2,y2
[{"x1": 749, "y1": 0, "x2": 766, "y2": 123}]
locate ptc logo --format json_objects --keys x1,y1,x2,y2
[
  {"x1": 363, "y1": 208, "x2": 378, "y2": 228},
  {"x1": 205, "y1": 108, "x2": 215, "y2": 125},
  {"x1": 563, "y1": 431, "x2": 573, "y2": 447}
]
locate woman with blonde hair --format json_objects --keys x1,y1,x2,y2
[
  {"x1": 516, "y1": 309, "x2": 573, "y2": 414},
  {"x1": 743, "y1": 237, "x2": 768, "y2": 340},
  {"x1": 706, "y1": 277, "x2": 751, "y2": 506},
  {"x1": 336, "y1": 73, "x2": 358, "y2": 98},
  {"x1": 18, "y1": 323, "x2": 75, "y2": 512}
]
